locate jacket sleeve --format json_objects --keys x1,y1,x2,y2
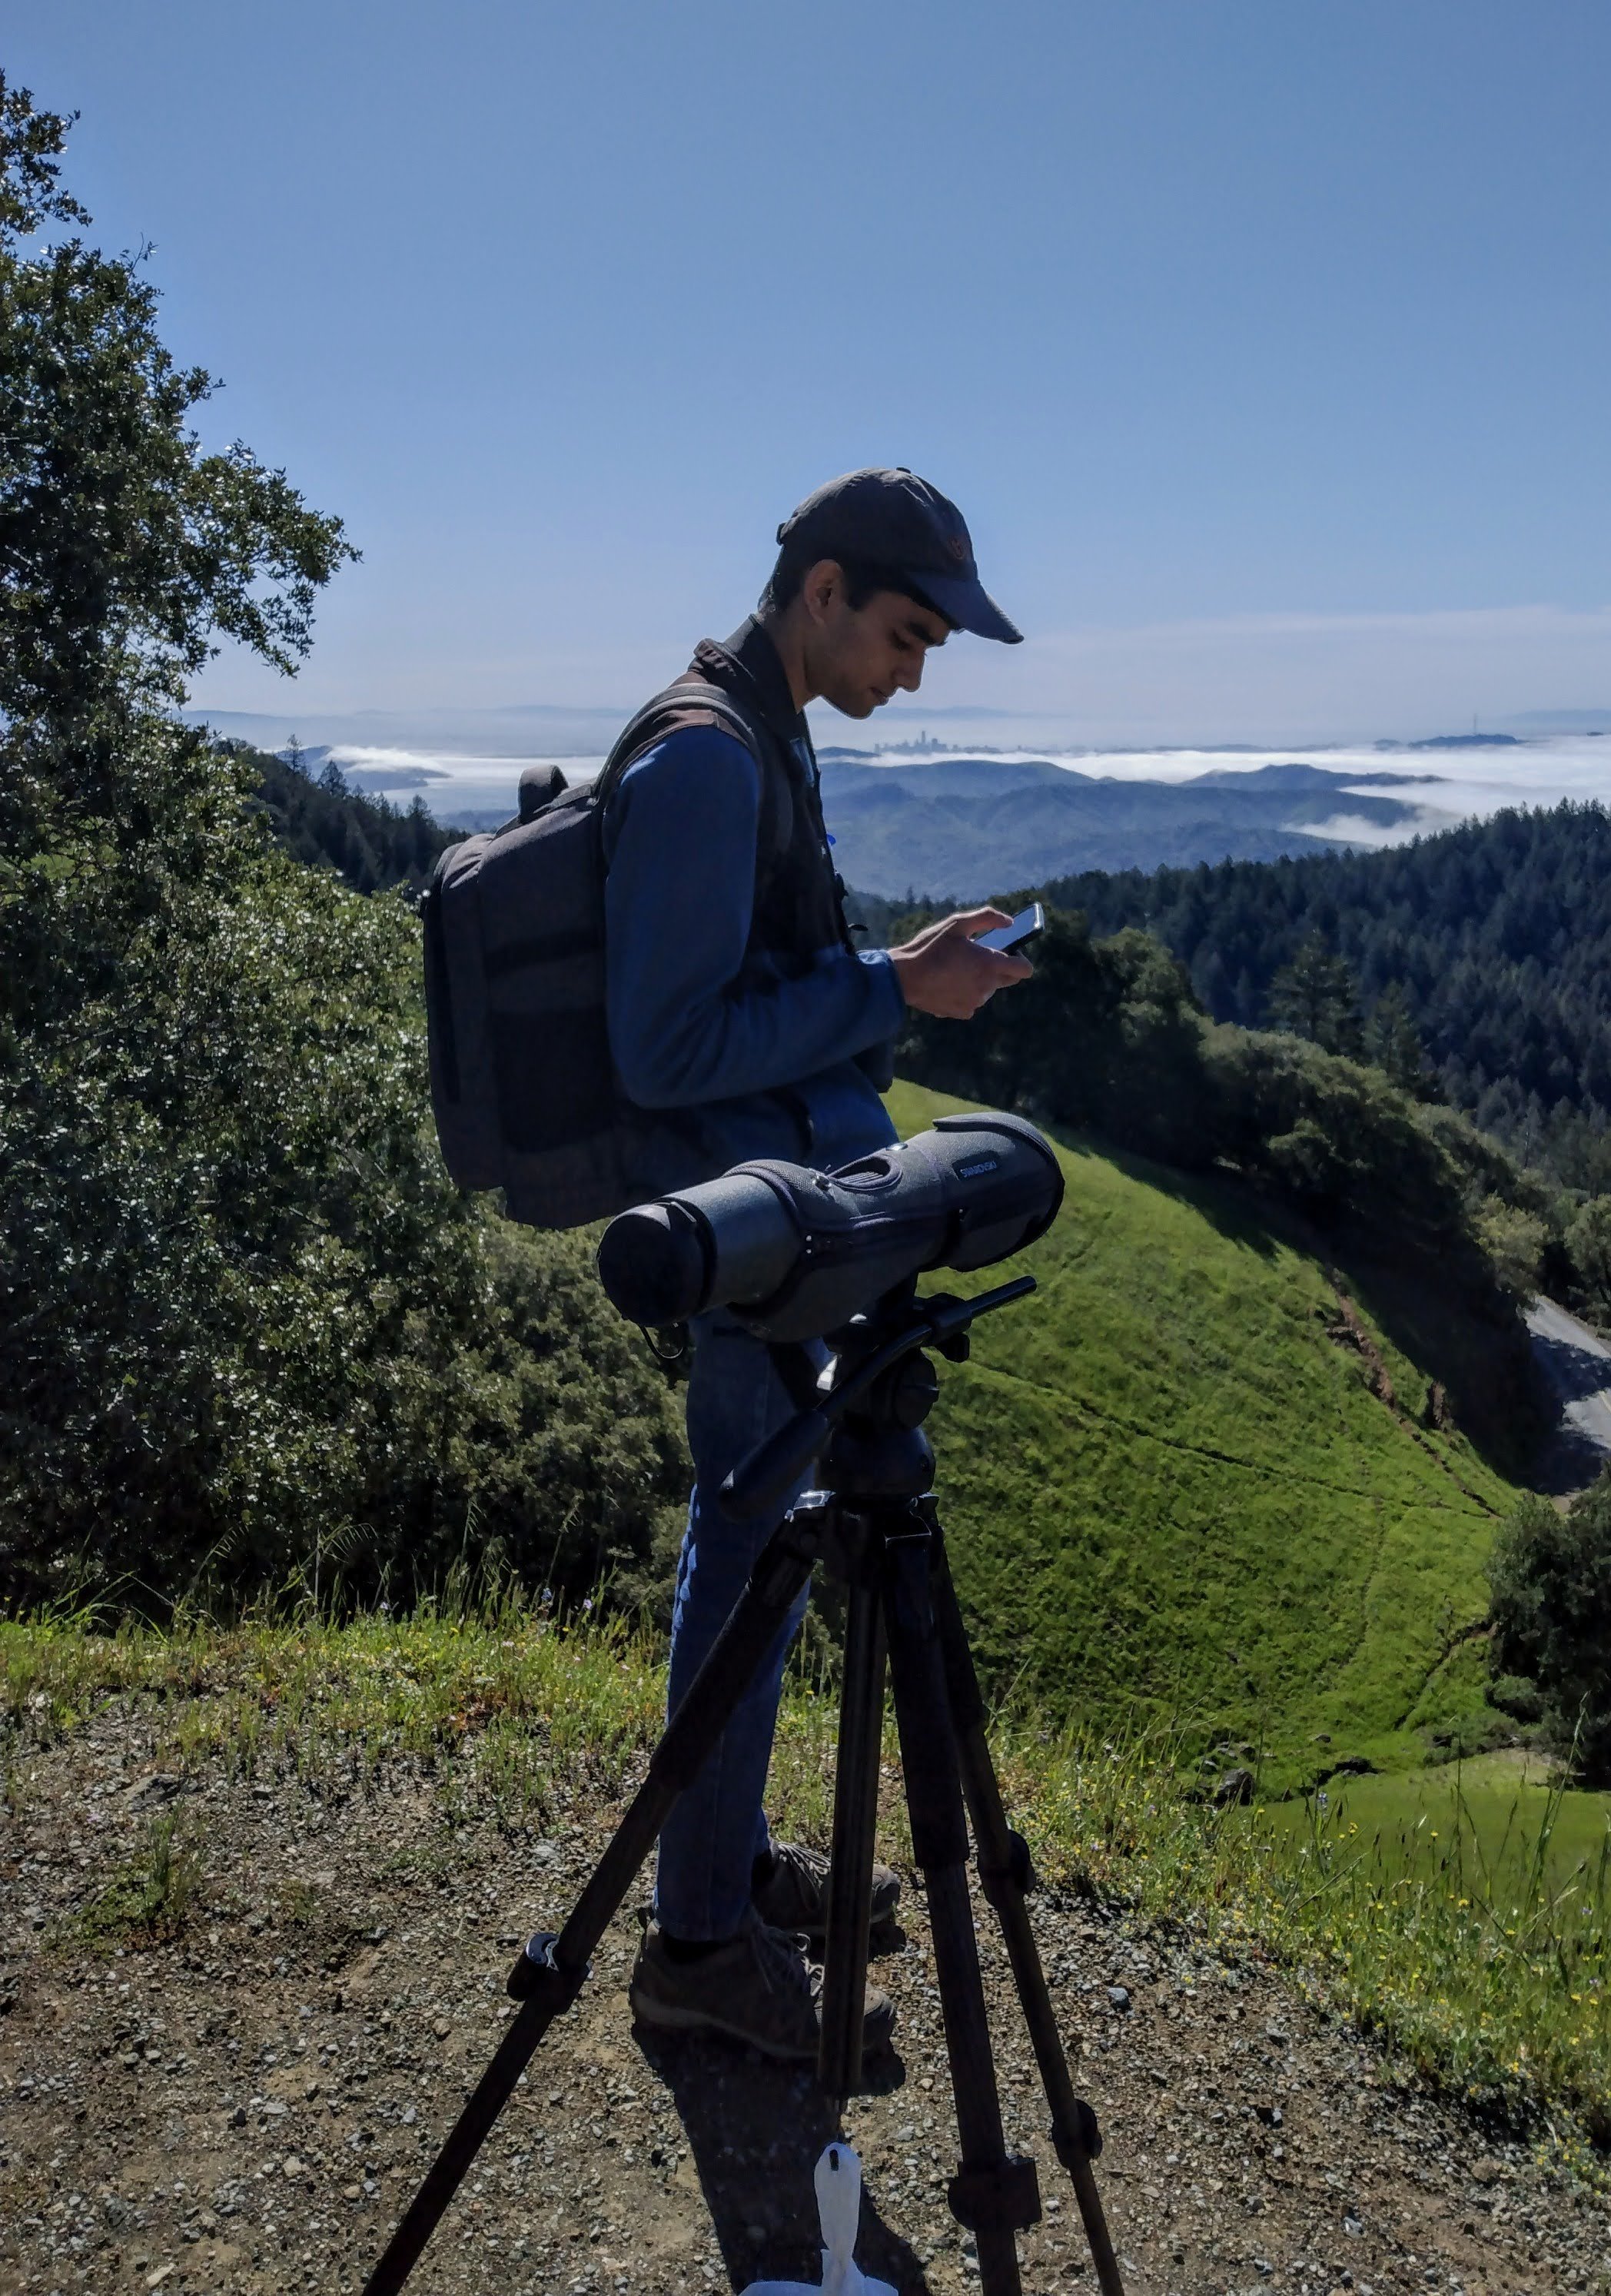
[{"x1": 603, "y1": 724, "x2": 905, "y2": 1110}]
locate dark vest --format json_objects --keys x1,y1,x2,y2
[{"x1": 673, "y1": 620, "x2": 855, "y2": 972}]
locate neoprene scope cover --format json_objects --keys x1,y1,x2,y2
[{"x1": 596, "y1": 1111, "x2": 1063, "y2": 1343}]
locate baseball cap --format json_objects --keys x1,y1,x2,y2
[{"x1": 775, "y1": 467, "x2": 1022, "y2": 645}]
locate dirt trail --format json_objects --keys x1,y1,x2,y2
[{"x1": 2, "y1": 1715, "x2": 1607, "y2": 2296}]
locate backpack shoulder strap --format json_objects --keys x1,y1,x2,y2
[{"x1": 596, "y1": 676, "x2": 793, "y2": 866}]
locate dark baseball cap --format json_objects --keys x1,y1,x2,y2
[{"x1": 776, "y1": 467, "x2": 1022, "y2": 645}]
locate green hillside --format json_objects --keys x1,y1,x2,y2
[{"x1": 888, "y1": 1080, "x2": 1519, "y2": 1783}]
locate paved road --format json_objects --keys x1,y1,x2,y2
[{"x1": 1526, "y1": 1294, "x2": 1611, "y2": 1482}]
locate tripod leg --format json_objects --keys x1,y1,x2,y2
[
  {"x1": 818, "y1": 1553, "x2": 888, "y2": 2100},
  {"x1": 360, "y1": 1508, "x2": 823, "y2": 2296},
  {"x1": 883, "y1": 1527, "x2": 1038, "y2": 2296},
  {"x1": 931, "y1": 1542, "x2": 1128, "y2": 2296}
]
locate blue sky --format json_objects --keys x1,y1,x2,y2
[{"x1": 12, "y1": 2, "x2": 1611, "y2": 743}]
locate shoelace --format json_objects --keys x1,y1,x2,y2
[
  {"x1": 772, "y1": 1841, "x2": 830, "y2": 1891},
  {"x1": 749, "y1": 1916, "x2": 814, "y2": 2001}
]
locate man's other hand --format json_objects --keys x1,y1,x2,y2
[{"x1": 888, "y1": 908, "x2": 1035, "y2": 1019}]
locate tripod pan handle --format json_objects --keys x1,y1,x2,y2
[{"x1": 719, "y1": 1407, "x2": 829, "y2": 1520}]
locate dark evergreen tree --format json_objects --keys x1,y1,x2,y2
[
  {"x1": 1035, "y1": 802, "x2": 1611, "y2": 1177},
  {"x1": 1266, "y1": 935, "x2": 1364, "y2": 1057},
  {"x1": 1365, "y1": 981, "x2": 1430, "y2": 1096}
]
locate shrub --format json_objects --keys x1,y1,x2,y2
[
  {"x1": 0, "y1": 725, "x2": 689, "y2": 1610},
  {"x1": 1566, "y1": 1197, "x2": 1611, "y2": 1326},
  {"x1": 1490, "y1": 1479, "x2": 1611, "y2": 1782}
]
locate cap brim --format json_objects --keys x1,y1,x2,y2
[{"x1": 906, "y1": 570, "x2": 1023, "y2": 645}]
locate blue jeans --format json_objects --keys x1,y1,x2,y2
[{"x1": 653, "y1": 1311, "x2": 825, "y2": 1941}]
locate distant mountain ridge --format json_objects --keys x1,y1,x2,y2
[{"x1": 817, "y1": 753, "x2": 1433, "y2": 897}]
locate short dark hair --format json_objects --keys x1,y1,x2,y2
[{"x1": 759, "y1": 543, "x2": 951, "y2": 624}]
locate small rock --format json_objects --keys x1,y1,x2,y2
[
  {"x1": 1106, "y1": 1985, "x2": 1131, "y2": 2012},
  {"x1": 283, "y1": 2155, "x2": 304, "y2": 2178},
  {"x1": 129, "y1": 1773, "x2": 181, "y2": 1803},
  {"x1": 1471, "y1": 2156, "x2": 1503, "y2": 2185},
  {"x1": 146, "y1": 2270, "x2": 175, "y2": 2291}
]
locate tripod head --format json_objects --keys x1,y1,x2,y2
[{"x1": 719, "y1": 1274, "x2": 1035, "y2": 1520}]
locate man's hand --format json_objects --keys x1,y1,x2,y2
[{"x1": 888, "y1": 908, "x2": 1035, "y2": 1019}]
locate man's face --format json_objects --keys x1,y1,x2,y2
[{"x1": 803, "y1": 564, "x2": 952, "y2": 719}]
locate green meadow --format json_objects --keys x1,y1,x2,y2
[
  {"x1": 1267, "y1": 1753, "x2": 1611, "y2": 1908},
  {"x1": 885, "y1": 1080, "x2": 1519, "y2": 1781}
]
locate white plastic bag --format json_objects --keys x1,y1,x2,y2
[{"x1": 739, "y1": 2140, "x2": 897, "y2": 2296}]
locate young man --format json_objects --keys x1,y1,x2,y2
[{"x1": 604, "y1": 467, "x2": 1033, "y2": 2058}]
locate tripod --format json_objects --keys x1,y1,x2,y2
[{"x1": 362, "y1": 1279, "x2": 1125, "y2": 2296}]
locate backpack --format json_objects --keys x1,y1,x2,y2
[{"x1": 421, "y1": 676, "x2": 796, "y2": 1230}]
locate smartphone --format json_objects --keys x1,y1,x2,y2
[{"x1": 975, "y1": 901, "x2": 1045, "y2": 954}]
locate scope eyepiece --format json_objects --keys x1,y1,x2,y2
[{"x1": 596, "y1": 1111, "x2": 1062, "y2": 1343}]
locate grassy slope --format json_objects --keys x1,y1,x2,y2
[{"x1": 885, "y1": 1080, "x2": 1519, "y2": 1781}]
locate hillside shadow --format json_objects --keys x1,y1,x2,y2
[
  {"x1": 1323, "y1": 1249, "x2": 1546, "y2": 1486},
  {"x1": 1528, "y1": 1424, "x2": 1609, "y2": 1499},
  {"x1": 633, "y1": 2024, "x2": 930, "y2": 2292}
]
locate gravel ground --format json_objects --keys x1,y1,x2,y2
[{"x1": 3, "y1": 1714, "x2": 1609, "y2": 2296}]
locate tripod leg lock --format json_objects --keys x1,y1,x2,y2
[
  {"x1": 1051, "y1": 2097, "x2": 1104, "y2": 2168},
  {"x1": 506, "y1": 1930, "x2": 587, "y2": 2006},
  {"x1": 975, "y1": 1827, "x2": 1036, "y2": 1912},
  {"x1": 946, "y1": 2154, "x2": 1041, "y2": 2235}
]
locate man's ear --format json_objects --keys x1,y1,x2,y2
[{"x1": 799, "y1": 558, "x2": 845, "y2": 627}]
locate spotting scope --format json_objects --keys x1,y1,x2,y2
[{"x1": 595, "y1": 1111, "x2": 1063, "y2": 1344}]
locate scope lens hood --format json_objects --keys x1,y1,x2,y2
[{"x1": 595, "y1": 1198, "x2": 712, "y2": 1328}]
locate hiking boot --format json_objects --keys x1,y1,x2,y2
[
  {"x1": 629, "y1": 1910, "x2": 895, "y2": 2061},
  {"x1": 753, "y1": 1839, "x2": 902, "y2": 1945}
]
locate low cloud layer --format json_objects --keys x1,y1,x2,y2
[{"x1": 192, "y1": 602, "x2": 1611, "y2": 756}]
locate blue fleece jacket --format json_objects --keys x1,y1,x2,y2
[{"x1": 601, "y1": 721, "x2": 903, "y2": 1175}]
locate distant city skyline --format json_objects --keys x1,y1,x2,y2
[{"x1": 14, "y1": 2, "x2": 1610, "y2": 739}]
